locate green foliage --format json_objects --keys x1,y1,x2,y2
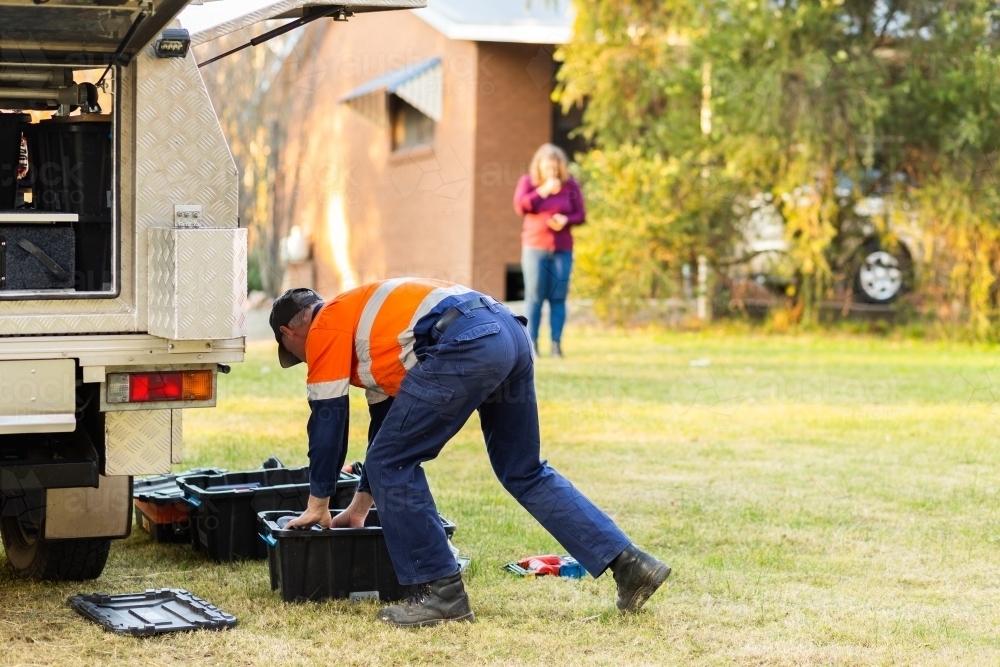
[
  {"x1": 572, "y1": 146, "x2": 740, "y2": 319},
  {"x1": 558, "y1": 0, "x2": 1000, "y2": 332},
  {"x1": 247, "y1": 251, "x2": 264, "y2": 293}
]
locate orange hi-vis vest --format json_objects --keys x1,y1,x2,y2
[{"x1": 305, "y1": 278, "x2": 475, "y2": 405}]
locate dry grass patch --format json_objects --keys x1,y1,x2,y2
[{"x1": 3, "y1": 330, "x2": 1000, "y2": 665}]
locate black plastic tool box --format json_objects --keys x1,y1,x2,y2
[
  {"x1": 133, "y1": 468, "x2": 227, "y2": 543},
  {"x1": 180, "y1": 467, "x2": 360, "y2": 562},
  {"x1": 67, "y1": 589, "x2": 237, "y2": 636},
  {"x1": 258, "y1": 508, "x2": 457, "y2": 603}
]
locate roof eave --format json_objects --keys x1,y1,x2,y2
[{"x1": 412, "y1": 6, "x2": 572, "y2": 45}]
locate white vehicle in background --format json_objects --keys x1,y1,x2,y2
[
  {"x1": 0, "y1": 0, "x2": 422, "y2": 582},
  {"x1": 736, "y1": 177, "x2": 920, "y2": 305}
]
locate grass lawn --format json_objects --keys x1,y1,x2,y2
[{"x1": 3, "y1": 328, "x2": 1000, "y2": 665}]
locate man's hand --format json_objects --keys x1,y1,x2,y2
[
  {"x1": 330, "y1": 491, "x2": 374, "y2": 528},
  {"x1": 285, "y1": 494, "x2": 331, "y2": 529},
  {"x1": 548, "y1": 213, "x2": 569, "y2": 231}
]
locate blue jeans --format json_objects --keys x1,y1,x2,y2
[
  {"x1": 364, "y1": 300, "x2": 631, "y2": 585},
  {"x1": 521, "y1": 248, "x2": 573, "y2": 345}
]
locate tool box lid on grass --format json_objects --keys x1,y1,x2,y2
[{"x1": 67, "y1": 589, "x2": 237, "y2": 637}]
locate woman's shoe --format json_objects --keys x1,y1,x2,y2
[{"x1": 551, "y1": 342, "x2": 563, "y2": 359}]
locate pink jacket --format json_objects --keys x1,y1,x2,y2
[{"x1": 513, "y1": 175, "x2": 586, "y2": 252}]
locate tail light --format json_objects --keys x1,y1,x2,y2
[{"x1": 107, "y1": 370, "x2": 214, "y2": 404}]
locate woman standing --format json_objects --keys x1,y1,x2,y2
[{"x1": 513, "y1": 144, "x2": 586, "y2": 358}]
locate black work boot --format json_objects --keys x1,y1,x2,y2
[
  {"x1": 377, "y1": 570, "x2": 475, "y2": 628},
  {"x1": 609, "y1": 544, "x2": 671, "y2": 613}
]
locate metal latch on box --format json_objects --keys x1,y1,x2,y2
[
  {"x1": 168, "y1": 340, "x2": 213, "y2": 354},
  {"x1": 173, "y1": 205, "x2": 202, "y2": 229}
]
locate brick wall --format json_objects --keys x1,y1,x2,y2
[
  {"x1": 472, "y1": 42, "x2": 556, "y2": 299},
  {"x1": 269, "y1": 12, "x2": 479, "y2": 299},
  {"x1": 266, "y1": 15, "x2": 556, "y2": 301}
]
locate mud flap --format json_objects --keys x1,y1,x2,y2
[{"x1": 44, "y1": 475, "x2": 131, "y2": 539}]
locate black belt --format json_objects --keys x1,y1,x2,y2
[{"x1": 433, "y1": 296, "x2": 490, "y2": 335}]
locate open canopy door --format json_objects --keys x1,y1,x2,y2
[
  {"x1": 0, "y1": 0, "x2": 192, "y2": 67},
  {"x1": 178, "y1": 0, "x2": 426, "y2": 46}
]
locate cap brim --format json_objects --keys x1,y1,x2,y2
[{"x1": 277, "y1": 342, "x2": 303, "y2": 368}]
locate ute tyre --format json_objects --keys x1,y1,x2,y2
[{"x1": 0, "y1": 515, "x2": 111, "y2": 581}]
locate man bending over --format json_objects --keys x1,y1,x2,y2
[{"x1": 271, "y1": 279, "x2": 670, "y2": 627}]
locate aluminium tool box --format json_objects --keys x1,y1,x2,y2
[
  {"x1": 179, "y1": 467, "x2": 360, "y2": 562},
  {"x1": 257, "y1": 508, "x2": 457, "y2": 603},
  {"x1": 132, "y1": 467, "x2": 227, "y2": 543}
]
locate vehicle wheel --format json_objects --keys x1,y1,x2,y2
[
  {"x1": 854, "y1": 244, "x2": 912, "y2": 304},
  {"x1": 0, "y1": 514, "x2": 111, "y2": 582}
]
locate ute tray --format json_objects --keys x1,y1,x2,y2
[{"x1": 67, "y1": 589, "x2": 237, "y2": 637}]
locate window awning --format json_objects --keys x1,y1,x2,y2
[{"x1": 339, "y1": 56, "x2": 442, "y2": 124}]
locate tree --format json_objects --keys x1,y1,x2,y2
[
  {"x1": 558, "y1": 0, "x2": 1000, "y2": 332},
  {"x1": 196, "y1": 23, "x2": 307, "y2": 296}
]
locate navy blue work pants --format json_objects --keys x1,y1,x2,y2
[{"x1": 364, "y1": 300, "x2": 631, "y2": 586}]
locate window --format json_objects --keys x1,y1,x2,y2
[
  {"x1": 1, "y1": 67, "x2": 118, "y2": 300},
  {"x1": 390, "y1": 96, "x2": 434, "y2": 152}
]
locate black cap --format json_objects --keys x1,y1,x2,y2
[{"x1": 269, "y1": 288, "x2": 323, "y2": 368}]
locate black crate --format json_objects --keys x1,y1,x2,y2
[
  {"x1": 133, "y1": 468, "x2": 226, "y2": 543},
  {"x1": 179, "y1": 468, "x2": 360, "y2": 562},
  {"x1": 257, "y1": 508, "x2": 457, "y2": 603}
]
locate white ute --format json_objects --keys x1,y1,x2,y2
[{"x1": 0, "y1": 0, "x2": 422, "y2": 581}]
